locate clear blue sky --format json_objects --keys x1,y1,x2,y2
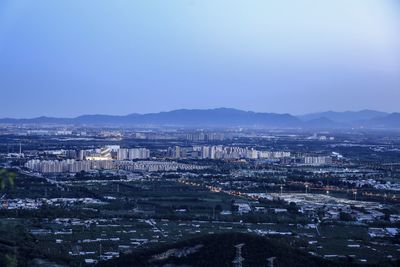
[{"x1": 0, "y1": 0, "x2": 399, "y2": 118}]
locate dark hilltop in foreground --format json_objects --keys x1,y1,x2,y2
[
  {"x1": 97, "y1": 233, "x2": 344, "y2": 267},
  {"x1": 1, "y1": 108, "x2": 399, "y2": 129}
]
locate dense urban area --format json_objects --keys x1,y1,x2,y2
[{"x1": 0, "y1": 125, "x2": 399, "y2": 266}]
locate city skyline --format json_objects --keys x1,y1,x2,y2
[{"x1": 1, "y1": 0, "x2": 399, "y2": 117}]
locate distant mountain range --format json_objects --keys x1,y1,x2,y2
[
  {"x1": 0, "y1": 108, "x2": 399, "y2": 129},
  {"x1": 298, "y1": 110, "x2": 388, "y2": 123}
]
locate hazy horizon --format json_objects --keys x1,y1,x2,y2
[{"x1": 1, "y1": 0, "x2": 399, "y2": 117}]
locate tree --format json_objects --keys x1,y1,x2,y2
[
  {"x1": 0, "y1": 169, "x2": 16, "y2": 190},
  {"x1": 1, "y1": 254, "x2": 17, "y2": 267},
  {"x1": 339, "y1": 212, "x2": 353, "y2": 221},
  {"x1": 287, "y1": 202, "x2": 299, "y2": 214},
  {"x1": 215, "y1": 204, "x2": 223, "y2": 213}
]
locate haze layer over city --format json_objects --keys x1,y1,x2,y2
[{"x1": 0, "y1": 1, "x2": 400, "y2": 267}]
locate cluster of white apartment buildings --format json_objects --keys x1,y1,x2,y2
[
  {"x1": 25, "y1": 159, "x2": 204, "y2": 173},
  {"x1": 79, "y1": 146, "x2": 150, "y2": 161},
  {"x1": 303, "y1": 156, "x2": 332, "y2": 166},
  {"x1": 116, "y1": 160, "x2": 206, "y2": 172},
  {"x1": 25, "y1": 159, "x2": 114, "y2": 173},
  {"x1": 117, "y1": 148, "x2": 150, "y2": 160},
  {"x1": 170, "y1": 145, "x2": 290, "y2": 160}
]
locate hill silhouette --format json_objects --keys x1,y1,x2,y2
[{"x1": 97, "y1": 233, "x2": 344, "y2": 267}]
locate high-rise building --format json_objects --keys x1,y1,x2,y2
[
  {"x1": 116, "y1": 148, "x2": 150, "y2": 160},
  {"x1": 201, "y1": 146, "x2": 210, "y2": 159},
  {"x1": 171, "y1": 146, "x2": 181, "y2": 159},
  {"x1": 128, "y1": 148, "x2": 150, "y2": 159},
  {"x1": 117, "y1": 148, "x2": 128, "y2": 160}
]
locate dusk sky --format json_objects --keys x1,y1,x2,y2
[{"x1": 0, "y1": 0, "x2": 399, "y2": 118}]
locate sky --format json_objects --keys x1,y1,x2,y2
[{"x1": 0, "y1": 0, "x2": 399, "y2": 118}]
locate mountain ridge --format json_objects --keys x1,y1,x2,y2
[
  {"x1": 0, "y1": 108, "x2": 399, "y2": 128},
  {"x1": 299, "y1": 110, "x2": 388, "y2": 123}
]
